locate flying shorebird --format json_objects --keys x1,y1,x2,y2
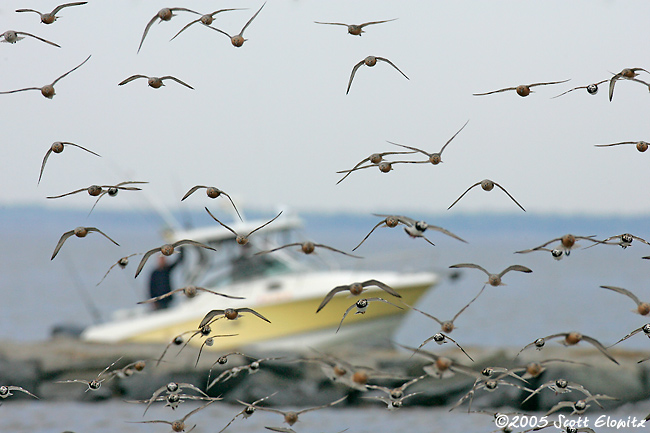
[
  {"x1": 551, "y1": 79, "x2": 608, "y2": 98},
  {"x1": 170, "y1": 8, "x2": 244, "y2": 41},
  {"x1": 38, "y1": 141, "x2": 100, "y2": 184},
  {"x1": 376, "y1": 214, "x2": 467, "y2": 246},
  {"x1": 406, "y1": 285, "x2": 485, "y2": 334},
  {"x1": 253, "y1": 396, "x2": 347, "y2": 426},
  {"x1": 414, "y1": 332, "x2": 474, "y2": 361},
  {"x1": 138, "y1": 285, "x2": 244, "y2": 306},
  {"x1": 141, "y1": 382, "x2": 209, "y2": 415},
  {"x1": 336, "y1": 150, "x2": 416, "y2": 185},
  {"x1": 207, "y1": 356, "x2": 283, "y2": 389},
  {"x1": 316, "y1": 280, "x2": 401, "y2": 313},
  {"x1": 600, "y1": 285, "x2": 650, "y2": 315},
  {"x1": 386, "y1": 120, "x2": 470, "y2": 166},
  {"x1": 448, "y1": 179, "x2": 525, "y2": 211},
  {"x1": 0, "y1": 54, "x2": 90, "y2": 99},
  {"x1": 86, "y1": 181, "x2": 149, "y2": 214},
  {"x1": 337, "y1": 298, "x2": 403, "y2": 333},
  {"x1": 96, "y1": 253, "x2": 141, "y2": 286},
  {"x1": 118, "y1": 75, "x2": 194, "y2": 90},
  {"x1": 199, "y1": 307, "x2": 271, "y2": 329},
  {"x1": 15, "y1": 2, "x2": 87, "y2": 24},
  {"x1": 449, "y1": 377, "x2": 534, "y2": 412},
  {"x1": 219, "y1": 393, "x2": 277, "y2": 433},
  {"x1": 521, "y1": 379, "x2": 604, "y2": 407},
  {"x1": 46, "y1": 182, "x2": 143, "y2": 200},
  {"x1": 335, "y1": 159, "x2": 414, "y2": 179},
  {"x1": 205, "y1": 208, "x2": 282, "y2": 245},
  {"x1": 130, "y1": 400, "x2": 215, "y2": 432},
  {"x1": 609, "y1": 67, "x2": 649, "y2": 101},
  {"x1": 255, "y1": 241, "x2": 361, "y2": 258},
  {"x1": 610, "y1": 323, "x2": 650, "y2": 347},
  {"x1": 395, "y1": 343, "x2": 478, "y2": 379},
  {"x1": 473, "y1": 79, "x2": 570, "y2": 97},
  {"x1": 347, "y1": 56, "x2": 409, "y2": 94},
  {"x1": 510, "y1": 358, "x2": 590, "y2": 380},
  {"x1": 181, "y1": 186, "x2": 242, "y2": 221},
  {"x1": 209, "y1": 3, "x2": 266, "y2": 48},
  {"x1": 0, "y1": 385, "x2": 38, "y2": 400},
  {"x1": 587, "y1": 233, "x2": 650, "y2": 249},
  {"x1": 137, "y1": 7, "x2": 200, "y2": 53},
  {"x1": 545, "y1": 394, "x2": 617, "y2": 416},
  {"x1": 314, "y1": 18, "x2": 397, "y2": 36},
  {"x1": 55, "y1": 357, "x2": 122, "y2": 392},
  {"x1": 1, "y1": 30, "x2": 60, "y2": 47},
  {"x1": 595, "y1": 141, "x2": 650, "y2": 153},
  {"x1": 448, "y1": 263, "x2": 532, "y2": 287},
  {"x1": 51, "y1": 227, "x2": 119, "y2": 260},
  {"x1": 516, "y1": 332, "x2": 618, "y2": 364},
  {"x1": 516, "y1": 234, "x2": 600, "y2": 257},
  {"x1": 365, "y1": 374, "x2": 427, "y2": 401},
  {"x1": 135, "y1": 240, "x2": 216, "y2": 277}
]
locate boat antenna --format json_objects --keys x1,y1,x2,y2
[{"x1": 62, "y1": 252, "x2": 103, "y2": 324}]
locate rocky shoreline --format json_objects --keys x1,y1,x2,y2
[{"x1": 1, "y1": 337, "x2": 648, "y2": 414}]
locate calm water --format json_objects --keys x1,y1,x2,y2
[{"x1": 2, "y1": 206, "x2": 650, "y2": 432}]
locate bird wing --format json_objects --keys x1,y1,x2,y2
[
  {"x1": 160, "y1": 76, "x2": 194, "y2": 89},
  {"x1": 46, "y1": 186, "x2": 91, "y2": 199},
  {"x1": 581, "y1": 335, "x2": 619, "y2": 364},
  {"x1": 594, "y1": 141, "x2": 635, "y2": 147},
  {"x1": 528, "y1": 79, "x2": 570, "y2": 88},
  {"x1": 199, "y1": 309, "x2": 225, "y2": 328},
  {"x1": 0, "y1": 87, "x2": 42, "y2": 94},
  {"x1": 205, "y1": 207, "x2": 238, "y2": 236},
  {"x1": 51, "y1": 2, "x2": 88, "y2": 15},
  {"x1": 493, "y1": 182, "x2": 526, "y2": 211},
  {"x1": 363, "y1": 279, "x2": 401, "y2": 298},
  {"x1": 449, "y1": 263, "x2": 489, "y2": 276},
  {"x1": 173, "y1": 239, "x2": 216, "y2": 251},
  {"x1": 346, "y1": 60, "x2": 366, "y2": 94},
  {"x1": 15, "y1": 9, "x2": 41, "y2": 15},
  {"x1": 169, "y1": 18, "x2": 202, "y2": 41},
  {"x1": 336, "y1": 303, "x2": 359, "y2": 332},
  {"x1": 386, "y1": 140, "x2": 430, "y2": 156},
  {"x1": 336, "y1": 156, "x2": 372, "y2": 184},
  {"x1": 196, "y1": 287, "x2": 245, "y2": 300},
  {"x1": 375, "y1": 57, "x2": 409, "y2": 80},
  {"x1": 134, "y1": 247, "x2": 162, "y2": 278},
  {"x1": 428, "y1": 225, "x2": 468, "y2": 243},
  {"x1": 452, "y1": 285, "x2": 485, "y2": 322},
  {"x1": 9, "y1": 386, "x2": 38, "y2": 399},
  {"x1": 17, "y1": 32, "x2": 60, "y2": 47},
  {"x1": 137, "y1": 288, "x2": 183, "y2": 304},
  {"x1": 137, "y1": 14, "x2": 160, "y2": 53},
  {"x1": 600, "y1": 285, "x2": 641, "y2": 305},
  {"x1": 239, "y1": 2, "x2": 265, "y2": 36},
  {"x1": 409, "y1": 305, "x2": 443, "y2": 326},
  {"x1": 37, "y1": 148, "x2": 54, "y2": 184},
  {"x1": 238, "y1": 307, "x2": 271, "y2": 323},
  {"x1": 87, "y1": 228, "x2": 119, "y2": 246},
  {"x1": 315, "y1": 243, "x2": 363, "y2": 258},
  {"x1": 314, "y1": 21, "x2": 349, "y2": 26},
  {"x1": 181, "y1": 185, "x2": 208, "y2": 201},
  {"x1": 359, "y1": 18, "x2": 398, "y2": 27},
  {"x1": 118, "y1": 75, "x2": 149, "y2": 86},
  {"x1": 297, "y1": 395, "x2": 347, "y2": 415},
  {"x1": 443, "y1": 334, "x2": 474, "y2": 362},
  {"x1": 447, "y1": 181, "x2": 481, "y2": 210},
  {"x1": 64, "y1": 142, "x2": 101, "y2": 157},
  {"x1": 52, "y1": 55, "x2": 91, "y2": 85},
  {"x1": 608, "y1": 74, "x2": 622, "y2": 101},
  {"x1": 218, "y1": 191, "x2": 243, "y2": 221},
  {"x1": 248, "y1": 211, "x2": 283, "y2": 237},
  {"x1": 439, "y1": 119, "x2": 470, "y2": 154},
  {"x1": 316, "y1": 285, "x2": 352, "y2": 313},
  {"x1": 50, "y1": 230, "x2": 75, "y2": 259},
  {"x1": 498, "y1": 265, "x2": 533, "y2": 278},
  {"x1": 472, "y1": 86, "x2": 517, "y2": 96},
  {"x1": 254, "y1": 243, "x2": 300, "y2": 255},
  {"x1": 352, "y1": 221, "x2": 387, "y2": 251}
]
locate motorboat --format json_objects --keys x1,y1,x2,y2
[{"x1": 81, "y1": 211, "x2": 438, "y2": 351}]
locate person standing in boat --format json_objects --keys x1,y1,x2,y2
[{"x1": 148, "y1": 248, "x2": 184, "y2": 310}]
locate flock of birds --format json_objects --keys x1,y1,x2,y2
[{"x1": 4, "y1": 2, "x2": 650, "y2": 433}]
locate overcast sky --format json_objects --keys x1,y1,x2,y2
[{"x1": 2, "y1": 0, "x2": 649, "y2": 218}]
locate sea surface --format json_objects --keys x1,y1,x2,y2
[{"x1": 2, "y1": 205, "x2": 650, "y2": 432}]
